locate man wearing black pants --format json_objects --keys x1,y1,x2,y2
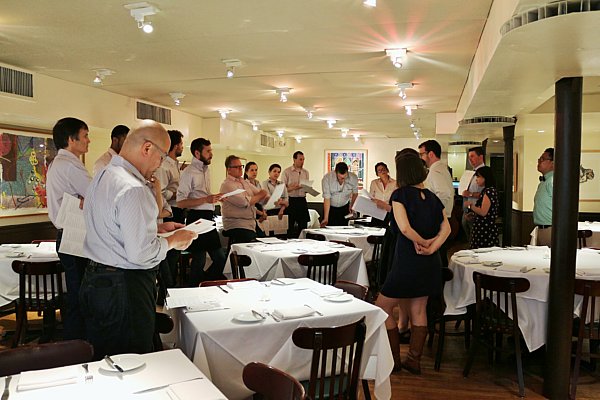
[
  {"x1": 320, "y1": 162, "x2": 358, "y2": 227},
  {"x1": 283, "y1": 151, "x2": 311, "y2": 237}
]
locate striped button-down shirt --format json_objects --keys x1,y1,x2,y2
[
  {"x1": 322, "y1": 171, "x2": 358, "y2": 207},
  {"x1": 282, "y1": 165, "x2": 309, "y2": 197},
  {"x1": 83, "y1": 155, "x2": 168, "y2": 270},
  {"x1": 220, "y1": 175, "x2": 262, "y2": 231},
  {"x1": 155, "y1": 156, "x2": 180, "y2": 207},
  {"x1": 177, "y1": 157, "x2": 213, "y2": 211}
]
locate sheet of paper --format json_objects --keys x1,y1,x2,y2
[
  {"x1": 302, "y1": 185, "x2": 320, "y2": 197},
  {"x1": 256, "y1": 237, "x2": 286, "y2": 244},
  {"x1": 351, "y1": 195, "x2": 387, "y2": 221},
  {"x1": 264, "y1": 183, "x2": 285, "y2": 210},
  {"x1": 360, "y1": 188, "x2": 372, "y2": 199},
  {"x1": 158, "y1": 219, "x2": 216, "y2": 238},
  {"x1": 164, "y1": 296, "x2": 223, "y2": 310},
  {"x1": 57, "y1": 193, "x2": 87, "y2": 258},
  {"x1": 263, "y1": 215, "x2": 289, "y2": 235},
  {"x1": 458, "y1": 170, "x2": 475, "y2": 194},
  {"x1": 299, "y1": 179, "x2": 313, "y2": 187},
  {"x1": 220, "y1": 188, "x2": 246, "y2": 199}
]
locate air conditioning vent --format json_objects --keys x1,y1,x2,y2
[
  {"x1": 260, "y1": 134, "x2": 275, "y2": 148},
  {"x1": 136, "y1": 101, "x2": 171, "y2": 125},
  {"x1": 0, "y1": 66, "x2": 33, "y2": 98}
]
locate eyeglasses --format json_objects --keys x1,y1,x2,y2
[
  {"x1": 145, "y1": 139, "x2": 168, "y2": 162},
  {"x1": 537, "y1": 157, "x2": 552, "y2": 163},
  {"x1": 419, "y1": 151, "x2": 427, "y2": 157}
]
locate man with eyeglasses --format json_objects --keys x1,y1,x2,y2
[
  {"x1": 81, "y1": 120, "x2": 197, "y2": 357},
  {"x1": 177, "y1": 138, "x2": 227, "y2": 286},
  {"x1": 533, "y1": 148, "x2": 554, "y2": 246},
  {"x1": 220, "y1": 155, "x2": 269, "y2": 244}
]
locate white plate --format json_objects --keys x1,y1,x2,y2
[
  {"x1": 508, "y1": 246, "x2": 527, "y2": 251},
  {"x1": 232, "y1": 312, "x2": 264, "y2": 323},
  {"x1": 324, "y1": 294, "x2": 354, "y2": 302},
  {"x1": 5, "y1": 252, "x2": 25, "y2": 258},
  {"x1": 271, "y1": 278, "x2": 295, "y2": 286},
  {"x1": 482, "y1": 261, "x2": 503, "y2": 267},
  {"x1": 473, "y1": 248, "x2": 493, "y2": 253},
  {"x1": 99, "y1": 354, "x2": 145, "y2": 372},
  {"x1": 291, "y1": 249, "x2": 307, "y2": 254}
]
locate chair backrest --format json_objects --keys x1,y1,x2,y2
[
  {"x1": 334, "y1": 280, "x2": 368, "y2": 301},
  {"x1": 306, "y1": 232, "x2": 327, "y2": 241},
  {"x1": 243, "y1": 362, "x2": 306, "y2": 400},
  {"x1": 0, "y1": 340, "x2": 94, "y2": 377},
  {"x1": 11, "y1": 260, "x2": 64, "y2": 313},
  {"x1": 330, "y1": 240, "x2": 356, "y2": 248},
  {"x1": 292, "y1": 317, "x2": 367, "y2": 400},
  {"x1": 199, "y1": 278, "x2": 256, "y2": 287},
  {"x1": 574, "y1": 279, "x2": 600, "y2": 341},
  {"x1": 298, "y1": 252, "x2": 340, "y2": 285},
  {"x1": 427, "y1": 268, "x2": 454, "y2": 320},
  {"x1": 472, "y1": 271, "x2": 530, "y2": 333},
  {"x1": 577, "y1": 230, "x2": 593, "y2": 249},
  {"x1": 366, "y1": 235, "x2": 384, "y2": 268},
  {"x1": 229, "y1": 251, "x2": 252, "y2": 279}
]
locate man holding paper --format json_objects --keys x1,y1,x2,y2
[
  {"x1": 46, "y1": 117, "x2": 91, "y2": 340},
  {"x1": 283, "y1": 151, "x2": 311, "y2": 237},
  {"x1": 321, "y1": 162, "x2": 358, "y2": 227},
  {"x1": 176, "y1": 138, "x2": 226, "y2": 286},
  {"x1": 81, "y1": 121, "x2": 197, "y2": 358}
]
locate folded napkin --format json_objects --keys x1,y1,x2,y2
[
  {"x1": 17, "y1": 365, "x2": 79, "y2": 391},
  {"x1": 226, "y1": 280, "x2": 262, "y2": 290},
  {"x1": 453, "y1": 250, "x2": 474, "y2": 257},
  {"x1": 527, "y1": 245, "x2": 550, "y2": 251},
  {"x1": 273, "y1": 306, "x2": 314, "y2": 320},
  {"x1": 28, "y1": 251, "x2": 58, "y2": 258},
  {"x1": 473, "y1": 247, "x2": 502, "y2": 253},
  {"x1": 310, "y1": 286, "x2": 344, "y2": 297},
  {"x1": 576, "y1": 269, "x2": 600, "y2": 276}
]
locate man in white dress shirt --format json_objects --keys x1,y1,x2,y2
[
  {"x1": 92, "y1": 124, "x2": 129, "y2": 175},
  {"x1": 46, "y1": 117, "x2": 91, "y2": 340},
  {"x1": 460, "y1": 146, "x2": 485, "y2": 242},
  {"x1": 81, "y1": 120, "x2": 197, "y2": 358},
  {"x1": 283, "y1": 151, "x2": 311, "y2": 237},
  {"x1": 321, "y1": 162, "x2": 358, "y2": 227},
  {"x1": 419, "y1": 139, "x2": 455, "y2": 268}
]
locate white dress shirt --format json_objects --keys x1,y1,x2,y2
[
  {"x1": 93, "y1": 148, "x2": 117, "y2": 175},
  {"x1": 322, "y1": 171, "x2": 359, "y2": 207},
  {"x1": 46, "y1": 149, "x2": 91, "y2": 228},
  {"x1": 83, "y1": 155, "x2": 168, "y2": 270},
  {"x1": 155, "y1": 156, "x2": 180, "y2": 207},
  {"x1": 369, "y1": 177, "x2": 397, "y2": 203},
  {"x1": 177, "y1": 157, "x2": 214, "y2": 211},
  {"x1": 425, "y1": 160, "x2": 454, "y2": 218}
]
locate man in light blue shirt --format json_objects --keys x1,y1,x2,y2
[
  {"x1": 533, "y1": 148, "x2": 554, "y2": 246},
  {"x1": 81, "y1": 120, "x2": 197, "y2": 358}
]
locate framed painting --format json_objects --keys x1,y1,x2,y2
[
  {"x1": 579, "y1": 150, "x2": 599, "y2": 202},
  {"x1": 0, "y1": 125, "x2": 56, "y2": 217},
  {"x1": 325, "y1": 150, "x2": 367, "y2": 190}
]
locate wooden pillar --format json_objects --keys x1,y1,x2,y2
[
  {"x1": 544, "y1": 77, "x2": 582, "y2": 399},
  {"x1": 502, "y1": 124, "x2": 515, "y2": 246}
]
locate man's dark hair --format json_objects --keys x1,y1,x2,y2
[
  {"x1": 52, "y1": 117, "x2": 88, "y2": 150},
  {"x1": 111, "y1": 125, "x2": 129, "y2": 139},
  {"x1": 374, "y1": 162, "x2": 389, "y2": 174},
  {"x1": 419, "y1": 140, "x2": 442, "y2": 158},
  {"x1": 468, "y1": 146, "x2": 485, "y2": 157},
  {"x1": 334, "y1": 162, "x2": 349, "y2": 175},
  {"x1": 190, "y1": 138, "x2": 211, "y2": 157},
  {"x1": 167, "y1": 130, "x2": 184, "y2": 152},
  {"x1": 474, "y1": 166, "x2": 496, "y2": 188},
  {"x1": 395, "y1": 149, "x2": 427, "y2": 188},
  {"x1": 225, "y1": 155, "x2": 240, "y2": 168},
  {"x1": 544, "y1": 148, "x2": 554, "y2": 161},
  {"x1": 269, "y1": 163, "x2": 282, "y2": 172},
  {"x1": 293, "y1": 151, "x2": 304, "y2": 160}
]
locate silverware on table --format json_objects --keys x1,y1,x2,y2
[
  {"x1": 2, "y1": 375, "x2": 11, "y2": 400},
  {"x1": 251, "y1": 310, "x2": 266, "y2": 320},
  {"x1": 82, "y1": 363, "x2": 93, "y2": 382},
  {"x1": 217, "y1": 286, "x2": 229, "y2": 294},
  {"x1": 265, "y1": 311, "x2": 281, "y2": 322},
  {"x1": 304, "y1": 304, "x2": 323, "y2": 316},
  {"x1": 104, "y1": 355, "x2": 124, "y2": 373}
]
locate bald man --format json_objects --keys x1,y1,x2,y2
[{"x1": 81, "y1": 120, "x2": 197, "y2": 358}]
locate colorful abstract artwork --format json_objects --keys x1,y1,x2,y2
[
  {"x1": 0, "y1": 130, "x2": 56, "y2": 213},
  {"x1": 325, "y1": 150, "x2": 367, "y2": 190}
]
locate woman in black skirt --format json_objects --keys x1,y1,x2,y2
[{"x1": 375, "y1": 150, "x2": 451, "y2": 374}]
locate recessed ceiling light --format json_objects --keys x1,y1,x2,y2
[
  {"x1": 537, "y1": 130, "x2": 545, "y2": 133},
  {"x1": 218, "y1": 109, "x2": 231, "y2": 119},
  {"x1": 363, "y1": 0, "x2": 376, "y2": 7}
]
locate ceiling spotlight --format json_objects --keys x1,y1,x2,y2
[
  {"x1": 326, "y1": 119, "x2": 337, "y2": 129},
  {"x1": 363, "y1": 0, "x2": 376, "y2": 7},
  {"x1": 125, "y1": 2, "x2": 159, "y2": 34},
  {"x1": 252, "y1": 122, "x2": 259, "y2": 131},
  {"x1": 386, "y1": 48, "x2": 407, "y2": 68},
  {"x1": 91, "y1": 68, "x2": 114, "y2": 85},
  {"x1": 397, "y1": 82, "x2": 413, "y2": 99},
  {"x1": 353, "y1": 133, "x2": 360, "y2": 142},
  {"x1": 305, "y1": 107, "x2": 315, "y2": 119},
  {"x1": 296, "y1": 136, "x2": 302, "y2": 143},
  {"x1": 276, "y1": 88, "x2": 291, "y2": 103},
  {"x1": 341, "y1": 128, "x2": 349, "y2": 138},
  {"x1": 276, "y1": 130, "x2": 284, "y2": 138},
  {"x1": 169, "y1": 92, "x2": 185, "y2": 106},
  {"x1": 409, "y1": 121, "x2": 415, "y2": 128},
  {"x1": 405, "y1": 105, "x2": 417, "y2": 116},
  {"x1": 222, "y1": 59, "x2": 242, "y2": 79},
  {"x1": 218, "y1": 109, "x2": 230, "y2": 119}
]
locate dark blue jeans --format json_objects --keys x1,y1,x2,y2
[
  {"x1": 56, "y1": 230, "x2": 87, "y2": 340},
  {"x1": 79, "y1": 261, "x2": 157, "y2": 359},
  {"x1": 186, "y1": 210, "x2": 226, "y2": 286}
]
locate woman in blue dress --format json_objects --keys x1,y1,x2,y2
[{"x1": 376, "y1": 150, "x2": 451, "y2": 374}]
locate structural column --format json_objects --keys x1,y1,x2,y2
[
  {"x1": 502, "y1": 124, "x2": 515, "y2": 246},
  {"x1": 544, "y1": 77, "x2": 582, "y2": 399}
]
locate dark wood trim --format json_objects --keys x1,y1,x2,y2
[
  {"x1": 0, "y1": 222, "x2": 57, "y2": 244},
  {"x1": 0, "y1": 123, "x2": 52, "y2": 135}
]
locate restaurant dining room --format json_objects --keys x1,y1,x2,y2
[{"x1": 1, "y1": 0, "x2": 600, "y2": 399}]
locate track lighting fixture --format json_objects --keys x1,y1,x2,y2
[
  {"x1": 341, "y1": 128, "x2": 349, "y2": 138},
  {"x1": 125, "y1": 2, "x2": 159, "y2": 34},
  {"x1": 222, "y1": 59, "x2": 242, "y2": 79},
  {"x1": 218, "y1": 109, "x2": 231, "y2": 119},
  {"x1": 409, "y1": 121, "x2": 415, "y2": 128},
  {"x1": 276, "y1": 130, "x2": 284, "y2": 138},
  {"x1": 385, "y1": 48, "x2": 407, "y2": 68},
  {"x1": 92, "y1": 68, "x2": 114, "y2": 85},
  {"x1": 353, "y1": 133, "x2": 360, "y2": 142},
  {"x1": 276, "y1": 88, "x2": 291, "y2": 103},
  {"x1": 327, "y1": 119, "x2": 336, "y2": 129},
  {"x1": 405, "y1": 105, "x2": 417, "y2": 116},
  {"x1": 305, "y1": 107, "x2": 315, "y2": 119},
  {"x1": 296, "y1": 136, "x2": 302, "y2": 143},
  {"x1": 252, "y1": 122, "x2": 259, "y2": 131},
  {"x1": 169, "y1": 92, "x2": 185, "y2": 106},
  {"x1": 363, "y1": 0, "x2": 376, "y2": 7},
  {"x1": 397, "y1": 82, "x2": 413, "y2": 99}
]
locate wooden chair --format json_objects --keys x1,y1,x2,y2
[
  {"x1": 292, "y1": 317, "x2": 367, "y2": 400},
  {"x1": 11, "y1": 260, "x2": 64, "y2": 347},
  {"x1": 298, "y1": 252, "x2": 340, "y2": 286},
  {"x1": 0, "y1": 339, "x2": 93, "y2": 376},
  {"x1": 571, "y1": 278, "x2": 600, "y2": 399},
  {"x1": 463, "y1": 272, "x2": 530, "y2": 398},
  {"x1": 427, "y1": 268, "x2": 472, "y2": 371},
  {"x1": 306, "y1": 232, "x2": 327, "y2": 241},
  {"x1": 243, "y1": 361, "x2": 306, "y2": 400},
  {"x1": 229, "y1": 251, "x2": 252, "y2": 279},
  {"x1": 199, "y1": 278, "x2": 256, "y2": 287},
  {"x1": 366, "y1": 235, "x2": 384, "y2": 298},
  {"x1": 578, "y1": 230, "x2": 593, "y2": 249},
  {"x1": 330, "y1": 240, "x2": 355, "y2": 248},
  {"x1": 153, "y1": 312, "x2": 175, "y2": 351}
]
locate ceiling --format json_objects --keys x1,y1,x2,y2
[{"x1": 1, "y1": 0, "x2": 599, "y2": 142}]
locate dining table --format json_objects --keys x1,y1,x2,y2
[
  {"x1": 223, "y1": 239, "x2": 369, "y2": 286},
  {"x1": 168, "y1": 277, "x2": 393, "y2": 400},
  {"x1": 445, "y1": 245, "x2": 600, "y2": 352},
  {"x1": 1, "y1": 348, "x2": 226, "y2": 400},
  {"x1": 299, "y1": 226, "x2": 385, "y2": 262},
  {"x1": 578, "y1": 221, "x2": 600, "y2": 248},
  {"x1": 0, "y1": 242, "x2": 59, "y2": 307}
]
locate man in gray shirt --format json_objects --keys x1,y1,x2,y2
[
  {"x1": 81, "y1": 120, "x2": 197, "y2": 358},
  {"x1": 321, "y1": 162, "x2": 358, "y2": 227}
]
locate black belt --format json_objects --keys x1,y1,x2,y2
[
  {"x1": 87, "y1": 260, "x2": 117, "y2": 271},
  {"x1": 537, "y1": 225, "x2": 551, "y2": 229}
]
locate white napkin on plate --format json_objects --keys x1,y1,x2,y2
[
  {"x1": 226, "y1": 280, "x2": 262, "y2": 290},
  {"x1": 273, "y1": 306, "x2": 314, "y2": 320},
  {"x1": 310, "y1": 286, "x2": 343, "y2": 297},
  {"x1": 17, "y1": 365, "x2": 80, "y2": 391},
  {"x1": 453, "y1": 250, "x2": 474, "y2": 257},
  {"x1": 27, "y1": 251, "x2": 58, "y2": 258}
]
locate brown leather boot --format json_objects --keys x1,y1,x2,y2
[
  {"x1": 402, "y1": 325, "x2": 428, "y2": 375},
  {"x1": 387, "y1": 328, "x2": 401, "y2": 372}
]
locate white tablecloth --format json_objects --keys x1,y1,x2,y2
[
  {"x1": 170, "y1": 278, "x2": 393, "y2": 400},
  {"x1": 299, "y1": 227, "x2": 385, "y2": 262},
  {"x1": 0, "y1": 243, "x2": 59, "y2": 307},
  {"x1": 3, "y1": 349, "x2": 226, "y2": 400},
  {"x1": 578, "y1": 221, "x2": 600, "y2": 248},
  {"x1": 223, "y1": 239, "x2": 369, "y2": 286},
  {"x1": 445, "y1": 246, "x2": 600, "y2": 351}
]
